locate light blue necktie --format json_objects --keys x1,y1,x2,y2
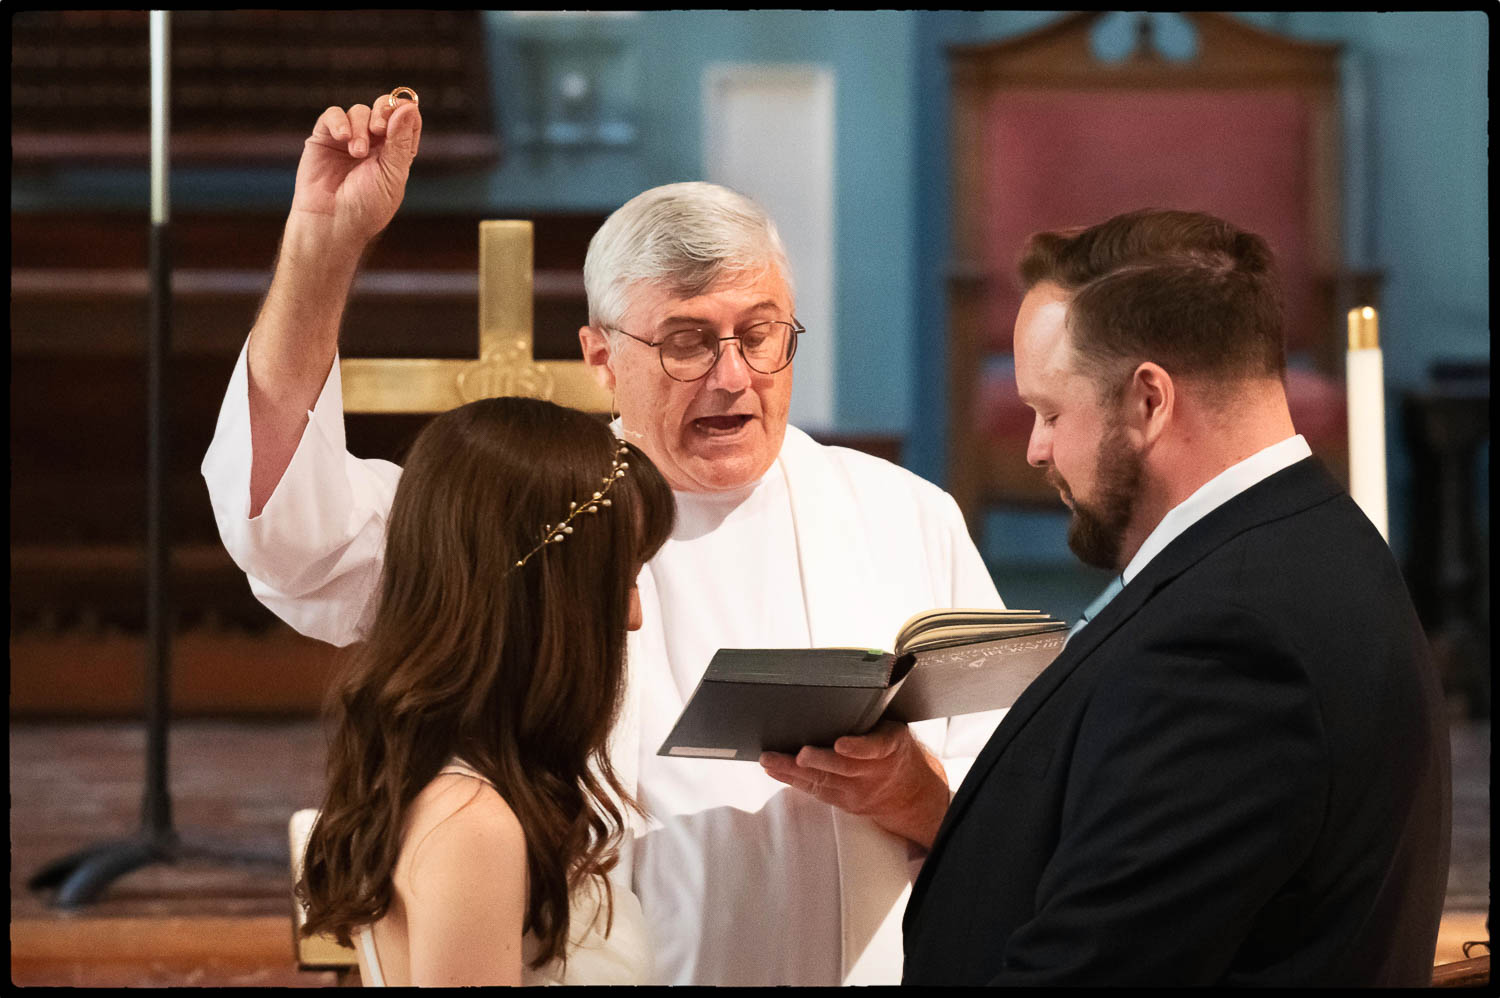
[{"x1": 1066, "y1": 575, "x2": 1125, "y2": 644}]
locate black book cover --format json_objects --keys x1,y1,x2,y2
[{"x1": 657, "y1": 611, "x2": 1068, "y2": 761}]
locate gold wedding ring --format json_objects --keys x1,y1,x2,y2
[{"x1": 388, "y1": 87, "x2": 419, "y2": 108}]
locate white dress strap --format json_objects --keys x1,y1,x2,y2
[
  {"x1": 353, "y1": 925, "x2": 387, "y2": 987},
  {"x1": 437, "y1": 758, "x2": 493, "y2": 786}
]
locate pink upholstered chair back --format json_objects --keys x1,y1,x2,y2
[
  {"x1": 946, "y1": 13, "x2": 1353, "y2": 526},
  {"x1": 976, "y1": 89, "x2": 1321, "y2": 357}
]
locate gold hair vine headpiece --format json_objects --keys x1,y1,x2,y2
[{"x1": 515, "y1": 443, "x2": 631, "y2": 568}]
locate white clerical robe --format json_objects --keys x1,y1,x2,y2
[{"x1": 202, "y1": 341, "x2": 1007, "y2": 985}]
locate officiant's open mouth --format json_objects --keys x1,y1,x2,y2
[{"x1": 690, "y1": 414, "x2": 754, "y2": 437}]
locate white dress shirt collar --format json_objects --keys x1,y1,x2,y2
[{"x1": 1121, "y1": 434, "x2": 1312, "y2": 586}]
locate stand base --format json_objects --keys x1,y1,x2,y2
[{"x1": 28, "y1": 831, "x2": 285, "y2": 910}]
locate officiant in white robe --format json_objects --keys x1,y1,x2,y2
[{"x1": 202, "y1": 94, "x2": 1007, "y2": 986}]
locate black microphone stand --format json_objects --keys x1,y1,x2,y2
[{"x1": 28, "y1": 10, "x2": 280, "y2": 909}]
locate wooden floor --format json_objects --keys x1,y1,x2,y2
[
  {"x1": 9, "y1": 717, "x2": 1491, "y2": 986},
  {"x1": 10, "y1": 719, "x2": 337, "y2": 987}
]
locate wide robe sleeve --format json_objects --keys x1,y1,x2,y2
[
  {"x1": 989, "y1": 599, "x2": 1327, "y2": 985},
  {"x1": 923, "y1": 487, "x2": 1011, "y2": 779},
  {"x1": 200, "y1": 339, "x2": 400, "y2": 647}
]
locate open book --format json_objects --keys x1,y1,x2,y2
[{"x1": 657, "y1": 608, "x2": 1068, "y2": 760}]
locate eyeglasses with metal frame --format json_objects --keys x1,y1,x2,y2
[{"x1": 603, "y1": 319, "x2": 804, "y2": 382}]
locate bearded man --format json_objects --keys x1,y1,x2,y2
[
  {"x1": 902, "y1": 209, "x2": 1452, "y2": 986},
  {"x1": 202, "y1": 95, "x2": 1006, "y2": 985}
]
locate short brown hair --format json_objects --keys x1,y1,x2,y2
[{"x1": 1019, "y1": 209, "x2": 1286, "y2": 399}]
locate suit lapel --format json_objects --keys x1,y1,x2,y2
[
  {"x1": 930, "y1": 563, "x2": 1161, "y2": 852},
  {"x1": 912, "y1": 458, "x2": 1344, "y2": 910}
]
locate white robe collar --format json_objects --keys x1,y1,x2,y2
[
  {"x1": 616, "y1": 425, "x2": 914, "y2": 984},
  {"x1": 777, "y1": 426, "x2": 909, "y2": 650}
]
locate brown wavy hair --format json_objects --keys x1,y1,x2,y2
[{"x1": 296, "y1": 396, "x2": 675, "y2": 971}]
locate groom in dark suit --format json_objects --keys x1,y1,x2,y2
[{"x1": 902, "y1": 209, "x2": 1451, "y2": 986}]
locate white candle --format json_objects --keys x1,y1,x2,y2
[
  {"x1": 150, "y1": 11, "x2": 170, "y2": 226},
  {"x1": 1346, "y1": 307, "x2": 1389, "y2": 541}
]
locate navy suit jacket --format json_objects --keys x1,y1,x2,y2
[{"x1": 903, "y1": 458, "x2": 1451, "y2": 986}]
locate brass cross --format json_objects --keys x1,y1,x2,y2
[{"x1": 340, "y1": 220, "x2": 612, "y2": 414}]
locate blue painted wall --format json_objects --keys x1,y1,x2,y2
[
  {"x1": 620, "y1": 11, "x2": 921, "y2": 437},
  {"x1": 12, "y1": 11, "x2": 1487, "y2": 567}
]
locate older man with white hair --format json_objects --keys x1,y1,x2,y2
[{"x1": 202, "y1": 94, "x2": 1007, "y2": 986}]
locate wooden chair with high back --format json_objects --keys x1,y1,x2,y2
[
  {"x1": 945, "y1": 12, "x2": 1375, "y2": 546},
  {"x1": 289, "y1": 808, "x2": 360, "y2": 984}
]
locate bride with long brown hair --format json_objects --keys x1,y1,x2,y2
[{"x1": 296, "y1": 395, "x2": 675, "y2": 985}]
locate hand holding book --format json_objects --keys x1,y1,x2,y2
[{"x1": 760, "y1": 720, "x2": 953, "y2": 848}]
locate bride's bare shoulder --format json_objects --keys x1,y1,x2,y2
[
  {"x1": 386, "y1": 769, "x2": 529, "y2": 985},
  {"x1": 396, "y1": 768, "x2": 526, "y2": 893}
]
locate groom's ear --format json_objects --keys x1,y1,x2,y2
[{"x1": 579, "y1": 325, "x2": 616, "y2": 392}]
